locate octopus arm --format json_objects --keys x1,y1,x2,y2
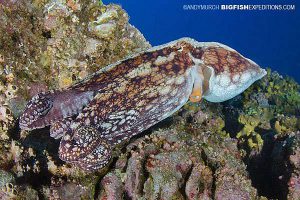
[
  {"x1": 58, "y1": 88, "x2": 142, "y2": 171},
  {"x1": 49, "y1": 117, "x2": 73, "y2": 139}
]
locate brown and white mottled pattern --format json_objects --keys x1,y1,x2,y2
[{"x1": 19, "y1": 37, "x2": 266, "y2": 171}]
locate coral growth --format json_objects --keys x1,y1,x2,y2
[
  {"x1": 0, "y1": 0, "x2": 299, "y2": 199},
  {"x1": 98, "y1": 126, "x2": 259, "y2": 199},
  {"x1": 0, "y1": 0, "x2": 150, "y2": 198}
]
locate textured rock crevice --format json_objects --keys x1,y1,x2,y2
[
  {"x1": 247, "y1": 132, "x2": 299, "y2": 199},
  {"x1": 98, "y1": 126, "x2": 259, "y2": 200}
]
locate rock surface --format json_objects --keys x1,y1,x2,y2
[{"x1": 0, "y1": 0, "x2": 299, "y2": 199}]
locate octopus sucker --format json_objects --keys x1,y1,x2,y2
[{"x1": 19, "y1": 37, "x2": 266, "y2": 171}]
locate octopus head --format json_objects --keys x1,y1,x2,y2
[
  {"x1": 19, "y1": 90, "x2": 94, "y2": 130},
  {"x1": 189, "y1": 41, "x2": 267, "y2": 103}
]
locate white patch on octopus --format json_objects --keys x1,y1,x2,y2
[
  {"x1": 126, "y1": 62, "x2": 152, "y2": 79},
  {"x1": 158, "y1": 85, "x2": 172, "y2": 95},
  {"x1": 175, "y1": 76, "x2": 185, "y2": 85},
  {"x1": 154, "y1": 52, "x2": 176, "y2": 65}
]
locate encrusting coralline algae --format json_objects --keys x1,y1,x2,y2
[{"x1": 0, "y1": 0, "x2": 299, "y2": 199}]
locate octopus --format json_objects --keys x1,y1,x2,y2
[{"x1": 19, "y1": 38, "x2": 266, "y2": 171}]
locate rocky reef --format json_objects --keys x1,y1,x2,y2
[{"x1": 0, "y1": 0, "x2": 299, "y2": 199}]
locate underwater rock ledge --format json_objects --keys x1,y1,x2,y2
[{"x1": 0, "y1": 0, "x2": 299, "y2": 199}]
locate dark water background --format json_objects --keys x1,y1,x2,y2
[{"x1": 104, "y1": 0, "x2": 300, "y2": 83}]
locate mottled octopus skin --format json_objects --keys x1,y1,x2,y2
[{"x1": 19, "y1": 38, "x2": 266, "y2": 171}]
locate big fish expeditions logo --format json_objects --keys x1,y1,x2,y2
[{"x1": 183, "y1": 4, "x2": 296, "y2": 11}]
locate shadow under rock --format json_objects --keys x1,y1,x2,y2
[
  {"x1": 222, "y1": 97, "x2": 244, "y2": 138},
  {"x1": 221, "y1": 96, "x2": 293, "y2": 200},
  {"x1": 12, "y1": 128, "x2": 63, "y2": 199},
  {"x1": 22, "y1": 127, "x2": 61, "y2": 158},
  {"x1": 246, "y1": 131, "x2": 293, "y2": 200}
]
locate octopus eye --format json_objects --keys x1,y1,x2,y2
[{"x1": 31, "y1": 93, "x2": 53, "y2": 117}]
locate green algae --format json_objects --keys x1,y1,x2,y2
[
  {"x1": 274, "y1": 116, "x2": 299, "y2": 135},
  {"x1": 228, "y1": 70, "x2": 300, "y2": 151},
  {"x1": 236, "y1": 115, "x2": 264, "y2": 149},
  {"x1": 243, "y1": 69, "x2": 300, "y2": 116}
]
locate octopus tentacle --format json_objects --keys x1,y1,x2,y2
[
  {"x1": 19, "y1": 90, "x2": 95, "y2": 130},
  {"x1": 19, "y1": 92, "x2": 54, "y2": 130},
  {"x1": 50, "y1": 117, "x2": 73, "y2": 139},
  {"x1": 59, "y1": 126, "x2": 106, "y2": 162},
  {"x1": 75, "y1": 139, "x2": 112, "y2": 171}
]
